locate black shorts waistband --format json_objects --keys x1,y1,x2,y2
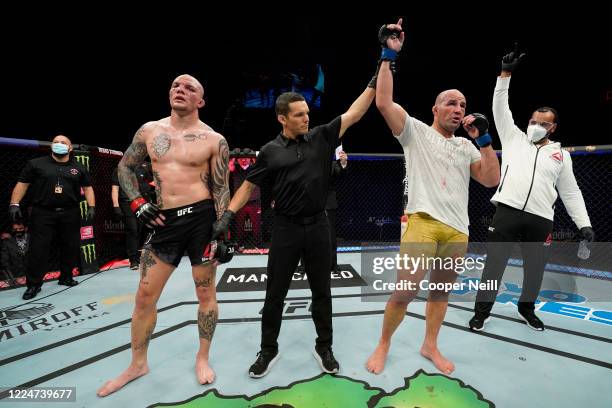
[
  {"x1": 161, "y1": 199, "x2": 214, "y2": 216},
  {"x1": 275, "y1": 211, "x2": 326, "y2": 225}
]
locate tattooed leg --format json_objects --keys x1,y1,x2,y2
[
  {"x1": 193, "y1": 263, "x2": 218, "y2": 384},
  {"x1": 98, "y1": 250, "x2": 175, "y2": 397}
]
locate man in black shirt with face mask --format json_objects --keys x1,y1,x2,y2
[{"x1": 8, "y1": 135, "x2": 96, "y2": 300}]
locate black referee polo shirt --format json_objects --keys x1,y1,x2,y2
[
  {"x1": 247, "y1": 116, "x2": 341, "y2": 217},
  {"x1": 18, "y1": 155, "x2": 92, "y2": 208}
]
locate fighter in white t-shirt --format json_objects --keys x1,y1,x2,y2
[{"x1": 365, "y1": 19, "x2": 500, "y2": 375}]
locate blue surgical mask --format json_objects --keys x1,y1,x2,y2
[{"x1": 52, "y1": 143, "x2": 69, "y2": 155}]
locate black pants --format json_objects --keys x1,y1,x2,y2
[
  {"x1": 327, "y1": 209, "x2": 338, "y2": 269},
  {"x1": 26, "y1": 206, "x2": 81, "y2": 287},
  {"x1": 262, "y1": 213, "x2": 332, "y2": 353},
  {"x1": 475, "y1": 204, "x2": 553, "y2": 316},
  {"x1": 299, "y1": 209, "x2": 337, "y2": 269},
  {"x1": 119, "y1": 200, "x2": 142, "y2": 263}
]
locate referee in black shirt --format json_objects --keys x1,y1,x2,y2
[
  {"x1": 212, "y1": 86, "x2": 375, "y2": 378},
  {"x1": 8, "y1": 135, "x2": 95, "y2": 300}
]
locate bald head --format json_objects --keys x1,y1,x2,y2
[
  {"x1": 434, "y1": 89, "x2": 465, "y2": 106},
  {"x1": 432, "y1": 89, "x2": 467, "y2": 137},
  {"x1": 173, "y1": 74, "x2": 204, "y2": 98}
]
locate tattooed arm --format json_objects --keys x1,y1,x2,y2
[
  {"x1": 210, "y1": 135, "x2": 230, "y2": 219},
  {"x1": 118, "y1": 125, "x2": 150, "y2": 201}
]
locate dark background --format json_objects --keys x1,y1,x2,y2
[{"x1": 1, "y1": 12, "x2": 610, "y2": 153}]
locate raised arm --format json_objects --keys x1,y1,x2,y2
[
  {"x1": 210, "y1": 135, "x2": 230, "y2": 219},
  {"x1": 375, "y1": 19, "x2": 407, "y2": 136},
  {"x1": 339, "y1": 87, "x2": 375, "y2": 138},
  {"x1": 492, "y1": 44, "x2": 526, "y2": 143}
]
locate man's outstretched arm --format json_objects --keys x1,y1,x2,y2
[
  {"x1": 375, "y1": 19, "x2": 407, "y2": 136},
  {"x1": 339, "y1": 87, "x2": 375, "y2": 138}
]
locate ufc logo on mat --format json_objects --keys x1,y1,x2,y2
[{"x1": 177, "y1": 207, "x2": 193, "y2": 217}]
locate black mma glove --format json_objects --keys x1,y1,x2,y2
[
  {"x1": 203, "y1": 239, "x2": 237, "y2": 265},
  {"x1": 378, "y1": 24, "x2": 402, "y2": 62},
  {"x1": 113, "y1": 206, "x2": 123, "y2": 221},
  {"x1": 211, "y1": 210, "x2": 235, "y2": 240},
  {"x1": 9, "y1": 204, "x2": 22, "y2": 224},
  {"x1": 85, "y1": 206, "x2": 95, "y2": 222},
  {"x1": 580, "y1": 227, "x2": 595, "y2": 243},
  {"x1": 130, "y1": 197, "x2": 162, "y2": 227},
  {"x1": 378, "y1": 24, "x2": 402, "y2": 49},
  {"x1": 471, "y1": 113, "x2": 489, "y2": 136},
  {"x1": 470, "y1": 113, "x2": 492, "y2": 147},
  {"x1": 502, "y1": 43, "x2": 526, "y2": 72}
]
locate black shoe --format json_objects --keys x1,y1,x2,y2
[
  {"x1": 313, "y1": 347, "x2": 339, "y2": 374},
  {"x1": 58, "y1": 278, "x2": 79, "y2": 287},
  {"x1": 22, "y1": 286, "x2": 41, "y2": 300},
  {"x1": 130, "y1": 261, "x2": 139, "y2": 270},
  {"x1": 469, "y1": 314, "x2": 490, "y2": 332},
  {"x1": 248, "y1": 350, "x2": 280, "y2": 378},
  {"x1": 518, "y1": 310, "x2": 544, "y2": 331}
]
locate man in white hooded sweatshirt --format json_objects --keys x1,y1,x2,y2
[{"x1": 469, "y1": 44, "x2": 595, "y2": 332}]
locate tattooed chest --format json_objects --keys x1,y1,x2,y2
[{"x1": 149, "y1": 132, "x2": 213, "y2": 166}]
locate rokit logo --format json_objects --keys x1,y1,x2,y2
[
  {"x1": 217, "y1": 265, "x2": 367, "y2": 292},
  {"x1": 0, "y1": 302, "x2": 110, "y2": 342},
  {"x1": 80, "y1": 226, "x2": 94, "y2": 240}
]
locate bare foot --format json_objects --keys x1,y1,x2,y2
[
  {"x1": 420, "y1": 345, "x2": 455, "y2": 374},
  {"x1": 195, "y1": 354, "x2": 215, "y2": 384},
  {"x1": 366, "y1": 343, "x2": 389, "y2": 374},
  {"x1": 96, "y1": 364, "x2": 149, "y2": 397}
]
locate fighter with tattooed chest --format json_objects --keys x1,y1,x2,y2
[{"x1": 97, "y1": 74, "x2": 230, "y2": 397}]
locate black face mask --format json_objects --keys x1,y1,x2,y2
[{"x1": 13, "y1": 231, "x2": 25, "y2": 238}]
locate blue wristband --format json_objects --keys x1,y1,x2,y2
[
  {"x1": 380, "y1": 48, "x2": 397, "y2": 61},
  {"x1": 476, "y1": 133, "x2": 492, "y2": 147}
]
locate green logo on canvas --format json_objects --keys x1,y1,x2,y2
[{"x1": 81, "y1": 244, "x2": 96, "y2": 264}]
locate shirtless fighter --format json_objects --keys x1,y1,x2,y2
[{"x1": 97, "y1": 74, "x2": 230, "y2": 396}]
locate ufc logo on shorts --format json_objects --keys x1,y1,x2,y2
[{"x1": 177, "y1": 207, "x2": 193, "y2": 217}]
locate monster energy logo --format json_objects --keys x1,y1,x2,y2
[
  {"x1": 81, "y1": 244, "x2": 96, "y2": 264},
  {"x1": 75, "y1": 155, "x2": 90, "y2": 170},
  {"x1": 79, "y1": 200, "x2": 88, "y2": 219}
]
